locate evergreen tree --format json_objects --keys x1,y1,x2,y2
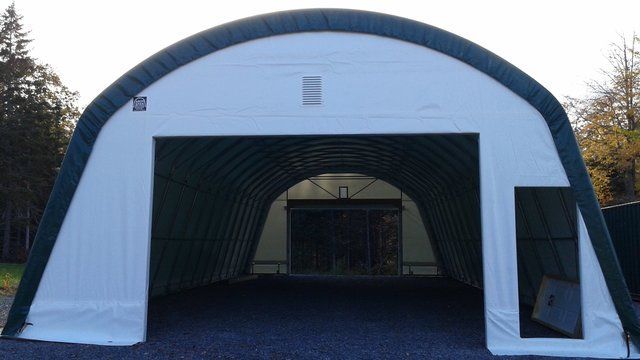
[{"x1": 0, "y1": 3, "x2": 78, "y2": 261}]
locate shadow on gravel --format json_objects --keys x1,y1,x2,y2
[{"x1": 0, "y1": 276, "x2": 585, "y2": 359}]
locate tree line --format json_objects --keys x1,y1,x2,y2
[
  {"x1": 0, "y1": 3, "x2": 78, "y2": 262},
  {"x1": 0, "y1": 3, "x2": 638, "y2": 262}
]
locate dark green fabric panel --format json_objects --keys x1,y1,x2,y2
[
  {"x1": 603, "y1": 202, "x2": 640, "y2": 298},
  {"x1": 148, "y1": 169, "x2": 267, "y2": 296},
  {"x1": 5, "y1": 9, "x2": 636, "y2": 343},
  {"x1": 423, "y1": 189, "x2": 482, "y2": 287}
]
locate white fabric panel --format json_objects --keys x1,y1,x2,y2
[
  {"x1": 20, "y1": 32, "x2": 631, "y2": 356},
  {"x1": 20, "y1": 115, "x2": 153, "y2": 345}
]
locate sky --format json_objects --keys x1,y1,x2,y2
[{"x1": 3, "y1": 0, "x2": 639, "y2": 109}]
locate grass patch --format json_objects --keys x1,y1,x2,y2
[{"x1": 0, "y1": 263, "x2": 25, "y2": 296}]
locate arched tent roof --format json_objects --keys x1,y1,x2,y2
[{"x1": 4, "y1": 8, "x2": 638, "y2": 344}]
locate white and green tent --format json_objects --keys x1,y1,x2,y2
[{"x1": 3, "y1": 9, "x2": 638, "y2": 358}]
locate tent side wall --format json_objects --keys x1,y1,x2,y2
[{"x1": 2, "y1": 9, "x2": 636, "y2": 357}]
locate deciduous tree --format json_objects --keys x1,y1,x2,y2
[{"x1": 568, "y1": 35, "x2": 640, "y2": 205}]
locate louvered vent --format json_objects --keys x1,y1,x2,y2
[{"x1": 302, "y1": 76, "x2": 323, "y2": 106}]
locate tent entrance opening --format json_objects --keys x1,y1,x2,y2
[{"x1": 289, "y1": 204, "x2": 400, "y2": 275}]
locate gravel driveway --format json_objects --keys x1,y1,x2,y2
[
  {"x1": 0, "y1": 276, "x2": 595, "y2": 359},
  {"x1": 0, "y1": 296, "x2": 12, "y2": 329}
]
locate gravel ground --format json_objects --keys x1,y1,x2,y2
[
  {"x1": 0, "y1": 296, "x2": 12, "y2": 327},
  {"x1": 0, "y1": 276, "x2": 594, "y2": 359}
]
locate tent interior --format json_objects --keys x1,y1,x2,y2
[{"x1": 149, "y1": 134, "x2": 581, "y2": 339}]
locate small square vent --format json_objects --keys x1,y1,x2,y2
[{"x1": 302, "y1": 76, "x2": 323, "y2": 106}]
